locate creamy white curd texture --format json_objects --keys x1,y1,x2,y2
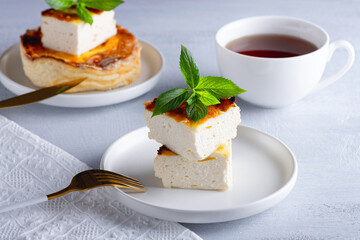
[
  {"x1": 41, "y1": 10, "x2": 117, "y2": 56},
  {"x1": 144, "y1": 106, "x2": 241, "y2": 161},
  {"x1": 154, "y1": 140, "x2": 233, "y2": 190}
]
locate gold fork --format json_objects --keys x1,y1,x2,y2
[{"x1": 0, "y1": 169, "x2": 145, "y2": 213}]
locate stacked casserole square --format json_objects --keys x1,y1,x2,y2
[{"x1": 144, "y1": 97, "x2": 241, "y2": 190}]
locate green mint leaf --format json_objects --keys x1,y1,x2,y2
[
  {"x1": 80, "y1": 0, "x2": 124, "y2": 11},
  {"x1": 152, "y1": 88, "x2": 188, "y2": 117},
  {"x1": 186, "y1": 92, "x2": 196, "y2": 105},
  {"x1": 186, "y1": 93, "x2": 208, "y2": 123},
  {"x1": 76, "y1": 2, "x2": 93, "y2": 24},
  {"x1": 45, "y1": 0, "x2": 75, "y2": 10},
  {"x1": 180, "y1": 45, "x2": 200, "y2": 89},
  {"x1": 196, "y1": 89, "x2": 220, "y2": 106},
  {"x1": 196, "y1": 76, "x2": 246, "y2": 99}
]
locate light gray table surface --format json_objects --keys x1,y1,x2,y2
[{"x1": 0, "y1": 0, "x2": 359, "y2": 239}]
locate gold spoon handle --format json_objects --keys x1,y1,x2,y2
[{"x1": 0, "y1": 78, "x2": 85, "y2": 109}]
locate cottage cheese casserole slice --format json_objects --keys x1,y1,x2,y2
[
  {"x1": 154, "y1": 140, "x2": 233, "y2": 190},
  {"x1": 19, "y1": 8, "x2": 141, "y2": 93},
  {"x1": 144, "y1": 97, "x2": 241, "y2": 161}
]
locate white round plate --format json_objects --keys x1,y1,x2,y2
[
  {"x1": 0, "y1": 40, "x2": 164, "y2": 108},
  {"x1": 101, "y1": 125, "x2": 298, "y2": 223}
]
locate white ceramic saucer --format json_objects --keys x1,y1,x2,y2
[
  {"x1": 0, "y1": 40, "x2": 164, "y2": 108},
  {"x1": 101, "y1": 125, "x2": 298, "y2": 223}
]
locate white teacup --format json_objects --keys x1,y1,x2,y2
[{"x1": 216, "y1": 16, "x2": 355, "y2": 108}]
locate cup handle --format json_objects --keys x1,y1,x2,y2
[{"x1": 315, "y1": 40, "x2": 355, "y2": 90}]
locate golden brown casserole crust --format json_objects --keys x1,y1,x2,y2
[
  {"x1": 144, "y1": 97, "x2": 236, "y2": 126},
  {"x1": 19, "y1": 26, "x2": 141, "y2": 93},
  {"x1": 21, "y1": 26, "x2": 137, "y2": 70},
  {"x1": 41, "y1": 6, "x2": 103, "y2": 22}
]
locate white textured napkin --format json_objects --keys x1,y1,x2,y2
[{"x1": 0, "y1": 116, "x2": 201, "y2": 240}]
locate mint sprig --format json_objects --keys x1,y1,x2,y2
[
  {"x1": 197, "y1": 76, "x2": 246, "y2": 99},
  {"x1": 45, "y1": 0, "x2": 123, "y2": 24},
  {"x1": 186, "y1": 93, "x2": 208, "y2": 123},
  {"x1": 81, "y1": 0, "x2": 124, "y2": 11},
  {"x1": 180, "y1": 45, "x2": 200, "y2": 89},
  {"x1": 152, "y1": 45, "x2": 246, "y2": 123},
  {"x1": 76, "y1": 2, "x2": 93, "y2": 25},
  {"x1": 152, "y1": 88, "x2": 188, "y2": 116},
  {"x1": 45, "y1": 0, "x2": 75, "y2": 10}
]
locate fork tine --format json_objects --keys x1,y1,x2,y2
[
  {"x1": 97, "y1": 178, "x2": 144, "y2": 188},
  {"x1": 96, "y1": 176, "x2": 144, "y2": 187},
  {"x1": 93, "y1": 173, "x2": 142, "y2": 185},
  {"x1": 99, "y1": 182, "x2": 146, "y2": 192},
  {"x1": 90, "y1": 170, "x2": 141, "y2": 184},
  {"x1": 95, "y1": 176, "x2": 144, "y2": 188},
  {"x1": 93, "y1": 169, "x2": 141, "y2": 182}
]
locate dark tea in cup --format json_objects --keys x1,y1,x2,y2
[{"x1": 226, "y1": 34, "x2": 317, "y2": 58}]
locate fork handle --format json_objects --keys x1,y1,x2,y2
[{"x1": 0, "y1": 196, "x2": 48, "y2": 214}]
